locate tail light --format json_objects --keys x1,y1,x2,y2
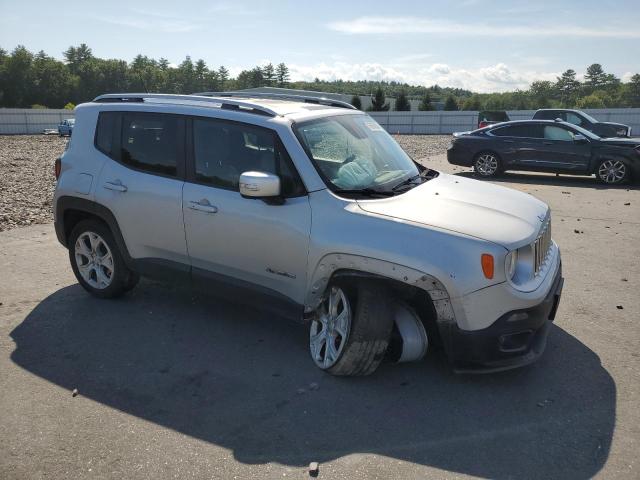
[
  {"x1": 479, "y1": 121, "x2": 488, "y2": 128},
  {"x1": 54, "y1": 158, "x2": 61, "y2": 180}
]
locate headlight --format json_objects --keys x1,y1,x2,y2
[{"x1": 505, "y1": 250, "x2": 518, "y2": 280}]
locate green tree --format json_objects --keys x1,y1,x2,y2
[
  {"x1": 218, "y1": 66, "x2": 229, "y2": 90},
  {"x1": 1, "y1": 45, "x2": 34, "y2": 107},
  {"x1": 624, "y1": 73, "x2": 640, "y2": 107},
  {"x1": 394, "y1": 90, "x2": 411, "y2": 111},
  {"x1": 262, "y1": 63, "x2": 275, "y2": 86},
  {"x1": 584, "y1": 64, "x2": 607, "y2": 89},
  {"x1": 555, "y1": 69, "x2": 580, "y2": 106},
  {"x1": 529, "y1": 80, "x2": 555, "y2": 108},
  {"x1": 350, "y1": 95, "x2": 362, "y2": 109},
  {"x1": 460, "y1": 94, "x2": 482, "y2": 111},
  {"x1": 576, "y1": 92, "x2": 606, "y2": 109},
  {"x1": 418, "y1": 92, "x2": 435, "y2": 111},
  {"x1": 443, "y1": 95, "x2": 458, "y2": 111},
  {"x1": 64, "y1": 102, "x2": 75, "y2": 109},
  {"x1": 276, "y1": 63, "x2": 289, "y2": 87},
  {"x1": 368, "y1": 86, "x2": 390, "y2": 111}
]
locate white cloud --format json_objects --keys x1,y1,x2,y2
[
  {"x1": 95, "y1": 15, "x2": 199, "y2": 33},
  {"x1": 282, "y1": 61, "x2": 559, "y2": 93},
  {"x1": 327, "y1": 16, "x2": 640, "y2": 39}
]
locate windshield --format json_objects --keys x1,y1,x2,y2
[
  {"x1": 578, "y1": 111, "x2": 598, "y2": 123},
  {"x1": 294, "y1": 114, "x2": 419, "y2": 192},
  {"x1": 571, "y1": 123, "x2": 600, "y2": 140}
]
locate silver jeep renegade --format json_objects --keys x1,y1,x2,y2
[{"x1": 53, "y1": 92, "x2": 563, "y2": 375}]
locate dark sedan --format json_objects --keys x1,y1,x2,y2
[{"x1": 447, "y1": 120, "x2": 640, "y2": 185}]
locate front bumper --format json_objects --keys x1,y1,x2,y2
[
  {"x1": 440, "y1": 264, "x2": 563, "y2": 373},
  {"x1": 446, "y1": 146, "x2": 472, "y2": 167}
]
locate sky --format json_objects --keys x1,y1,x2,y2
[{"x1": 1, "y1": 0, "x2": 639, "y2": 93}]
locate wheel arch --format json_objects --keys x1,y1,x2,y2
[
  {"x1": 55, "y1": 196, "x2": 133, "y2": 267},
  {"x1": 304, "y1": 254, "x2": 456, "y2": 335}
]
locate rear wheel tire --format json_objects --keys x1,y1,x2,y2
[
  {"x1": 596, "y1": 158, "x2": 629, "y2": 185},
  {"x1": 473, "y1": 152, "x2": 502, "y2": 177},
  {"x1": 68, "y1": 219, "x2": 137, "y2": 298},
  {"x1": 310, "y1": 280, "x2": 394, "y2": 376}
]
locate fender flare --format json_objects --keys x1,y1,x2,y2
[
  {"x1": 55, "y1": 196, "x2": 134, "y2": 268},
  {"x1": 304, "y1": 253, "x2": 456, "y2": 327}
]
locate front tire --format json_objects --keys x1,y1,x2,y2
[
  {"x1": 68, "y1": 219, "x2": 138, "y2": 298},
  {"x1": 473, "y1": 152, "x2": 502, "y2": 177},
  {"x1": 310, "y1": 280, "x2": 394, "y2": 376},
  {"x1": 596, "y1": 159, "x2": 629, "y2": 185}
]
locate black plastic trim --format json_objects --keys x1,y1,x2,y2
[{"x1": 439, "y1": 264, "x2": 564, "y2": 374}]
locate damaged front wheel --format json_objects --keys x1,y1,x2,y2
[{"x1": 310, "y1": 280, "x2": 394, "y2": 376}]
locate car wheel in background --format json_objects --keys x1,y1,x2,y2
[
  {"x1": 310, "y1": 280, "x2": 394, "y2": 376},
  {"x1": 596, "y1": 159, "x2": 629, "y2": 185},
  {"x1": 473, "y1": 152, "x2": 502, "y2": 177}
]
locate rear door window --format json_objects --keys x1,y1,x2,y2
[{"x1": 491, "y1": 125, "x2": 542, "y2": 138}]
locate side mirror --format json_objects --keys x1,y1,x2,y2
[
  {"x1": 239, "y1": 171, "x2": 281, "y2": 199},
  {"x1": 574, "y1": 134, "x2": 588, "y2": 144}
]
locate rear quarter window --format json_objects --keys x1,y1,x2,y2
[{"x1": 95, "y1": 111, "x2": 118, "y2": 156}]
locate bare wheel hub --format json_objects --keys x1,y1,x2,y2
[
  {"x1": 310, "y1": 286, "x2": 351, "y2": 369},
  {"x1": 74, "y1": 231, "x2": 114, "y2": 289}
]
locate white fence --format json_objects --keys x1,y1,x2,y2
[
  {"x1": 369, "y1": 108, "x2": 640, "y2": 135},
  {"x1": 1, "y1": 107, "x2": 639, "y2": 136},
  {"x1": 0, "y1": 109, "x2": 75, "y2": 135}
]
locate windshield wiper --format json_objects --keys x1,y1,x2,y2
[
  {"x1": 333, "y1": 188, "x2": 396, "y2": 197},
  {"x1": 391, "y1": 168, "x2": 431, "y2": 192}
]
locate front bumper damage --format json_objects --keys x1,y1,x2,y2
[{"x1": 439, "y1": 264, "x2": 564, "y2": 373}]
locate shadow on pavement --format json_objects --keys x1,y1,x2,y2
[
  {"x1": 10, "y1": 280, "x2": 615, "y2": 479},
  {"x1": 454, "y1": 170, "x2": 640, "y2": 190}
]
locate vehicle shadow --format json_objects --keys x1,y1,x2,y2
[
  {"x1": 454, "y1": 170, "x2": 640, "y2": 190},
  {"x1": 10, "y1": 280, "x2": 615, "y2": 479}
]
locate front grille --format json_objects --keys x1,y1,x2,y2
[{"x1": 533, "y1": 218, "x2": 552, "y2": 276}]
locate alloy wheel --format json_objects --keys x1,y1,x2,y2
[
  {"x1": 310, "y1": 286, "x2": 352, "y2": 369},
  {"x1": 74, "y1": 231, "x2": 114, "y2": 289},
  {"x1": 598, "y1": 160, "x2": 626, "y2": 184},
  {"x1": 475, "y1": 154, "x2": 499, "y2": 176}
]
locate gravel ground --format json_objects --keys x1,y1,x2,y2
[
  {"x1": 0, "y1": 134, "x2": 452, "y2": 232},
  {"x1": 0, "y1": 135, "x2": 67, "y2": 231}
]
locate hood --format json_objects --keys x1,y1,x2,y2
[
  {"x1": 597, "y1": 121, "x2": 628, "y2": 128},
  {"x1": 600, "y1": 137, "x2": 640, "y2": 147},
  {"x1": 356, "y1": 173, "x2": 549, "y2": 250}
]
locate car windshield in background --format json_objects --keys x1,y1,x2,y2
[
  {"x1": 294, "y1": 115, "x2": 419, "y2": 193},
  {"x1": 579, "y1": 111, "x2": 598, "y2": 123}
]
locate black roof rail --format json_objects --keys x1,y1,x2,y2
[
  {"x1": 193, "y1": 91, "x2": 358, "y2": 110},
  {"x1": 92, "y1": 93, "x2": 277, "y2": 117}
]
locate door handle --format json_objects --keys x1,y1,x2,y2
[
  {"x1": 188, "y1": 200, "x2": 218, "y2": 214},
  {"x1": 103, "y1": 180, "x2": 127, "y2": 192}
]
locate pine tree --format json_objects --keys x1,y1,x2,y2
[
  {"x1": 418, "y1": 92, "x2": 435, "y2": 111},
  {"x1": 394, "y1": 90, "x2": 411, "y2": 111},
  {"x1": 369, "y1": 86, "x2": 390, "y2": 111},
  {"x1": 443, "y1": 95, "x2": 458, "y2": 111},
  {"x1": 555, "y1": 69, "x2": 580, "y2": 106},
  {"x1": 276, "y1": 63, "x2": 289, "y2": 87},
  {"x1": 350, "y1": 95, "x2": 362, "y2": 109},
  {"x1": 262, "y1": 63, "x2": 275, "y2": 86},
  {"x1": 584, "y1": 64, "x2": 606, "y2": 88},
  {"x1": 626, "y1": 73, "x2": 640, "y2": 107},
  {"x1": 218, "y1": 66, "x2": 229, "y2": 90}
]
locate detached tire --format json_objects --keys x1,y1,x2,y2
[
  {"x1": 309, "y1": 280, "x2": 394, "y2": 376},
  {"x1": 68, "y1": 219, "x2": 139, "y2": 298},
  {"x1": 473, "y1": 152, "x2": 502, "y2": 177}
]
